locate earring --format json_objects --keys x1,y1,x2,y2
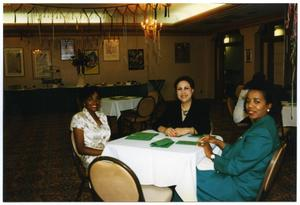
[{"x1": 267, "y1": 109, "x2": 270, "y2": 112}]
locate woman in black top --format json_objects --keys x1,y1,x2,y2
[{"x1": 155, "y1": 76, "x2": 211, "y2": 137}]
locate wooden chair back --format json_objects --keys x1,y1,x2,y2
[
  {"x1": 256, "y1": 142, "x2": 287, "y2": 201},
  {"x1": 136, "y1": 96, "x2": 155, "y2": 118},
  {"x1": 88, "y1": 156, "x2": 145, "y2": 202}
]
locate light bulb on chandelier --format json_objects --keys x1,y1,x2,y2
[{"x1": 141, "y1": 18, "x2": 163, "y2": 41}]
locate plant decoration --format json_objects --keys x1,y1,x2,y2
[{"x1": 71, "y1": 49, "x2": 98, "y2": 74}]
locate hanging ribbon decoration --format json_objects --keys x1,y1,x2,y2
[
  {"x1": 51, "y1": 11, "x2": 55, "y2": 70},
  {"x1": 59, "y1": 10, "x2": 66, "y2": 24},
  {"x1": 93, "y1": 9, "x2": 102, "y2": 37},
  {"x1": 154, "y1": 4, "x2": 158, "y2": 20},
  {"x1": 27, "y1": 6, "x2": 34, "y2": 26},
  {"x1": 14, "y1": 4, "x2": 23, "y2": 23},
  {"x1": 285, "y1": 4, "x2": 297, "y2": 119},
  {"x1": 38, "y1": 14, "x2": 42, "y2": 47},
  {"x1": 112, "y1": 7, "x2": 119, "y2": 39}
]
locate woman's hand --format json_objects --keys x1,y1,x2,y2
[
  {"x1": 198, "y1": 141, "x2": 213, "y2": 159},
  {"x1": 175, "y1": 127, "x2": 197, "y2": 136},
  {"x1": 198, "y1": 135, "x2": 225, "y2": 150},
  {"x1": 164, "y1": 127, "x2": 177, "y2": 137}
]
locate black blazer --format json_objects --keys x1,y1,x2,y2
[{"x1": 154, "y1": 99, "x2": 211, "y2": 134}]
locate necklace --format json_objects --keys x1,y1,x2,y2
[
  {"x1": 182, "y1": 109, "x2": 189, "y2": 116},
  {"x1": 181, "y1": 104, "x2": 190, "y2": 116}
]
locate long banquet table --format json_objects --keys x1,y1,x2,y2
[
  {"x1": 4, "y1": 84, "x2": 148, "y2": 114},
  {"x1": 102, "y1": 130, "x2": 222, "y2": 202}
]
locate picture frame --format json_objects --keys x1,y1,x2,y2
[
  {"x1": 175, "y1": 42, "x2": 190, "y2": 63},
  {"x1": 103, "y1": 39, "x2": 120, "y2": 61},
  {"x1": 245, "y1": 49, "x2": 252, "y2": 63},
  {"x1": 84, "y1": 50, "x2": 100, "y2": 75},
  {"x1": 60, "y1": 39, "x2": 75, "y2": 60},
  {"x1": 4, "y1": 48, "x2": 25, "y2": 77},
  {"x1": 32, "y1": 49, "x2": 51, "y2": 79},
  {"x1": 128, "y1": 49, "x2": 144, "y2": 70}
]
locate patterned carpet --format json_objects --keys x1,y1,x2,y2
[{"x1": 3, "y1": 101, "x2": 296, "y2": 201}]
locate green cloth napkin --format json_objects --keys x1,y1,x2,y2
[
  {"x1": 150, "y1": 138, "x2": 174, "y2": 148},
  {"x1": 125, "y1": 132, "x2": 158, "y2": 141},
  {"x1": 176, "y1": 140, "x2": 198, "y2": 146},
  {"x1": 188, "y1": 134, "x2": 204, "y2": 138}
]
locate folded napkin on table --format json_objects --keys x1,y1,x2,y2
[
  {"x1": 176, "y1": 140, "x2": 198, "y2": 146},
  {"x1": 125, "y1": 132, "x2": 158, "y2": 141},
  {"x1": 150, "y1": 138, "x2": 174, "y2": 148}
]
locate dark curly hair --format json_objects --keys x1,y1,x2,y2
[
  {"x1": 245, "y1": 82, "x2": 282, "y2": 123},
  {"x1": 174, "y1": 76, "x2": 195, "y2": 89},
  {"x1": 79, "y1": 86, "x2": 100, "y2": 105}
]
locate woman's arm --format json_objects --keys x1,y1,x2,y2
[
  {"x1": 158, "y1": 125, "x2": 177, "y2": 137},
  {"x1": 233, "y1": 89, "x2": 248, "y2": 123},
  {"x1": 214, "y1": 129, "x2": 274, "y2": 176},
  {"x1": 199, "y1": 135, "x2": 225, "y2": 150},
  {"x1": 175, "y1": 127, "x2": 197, "y2": 136},
  {"x1": 73, "y1": 128, "x2": 103, "y2": 156}
]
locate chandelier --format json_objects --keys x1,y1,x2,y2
[{"x1": 141, "y1": 18, "x2": 163, "y2": 41}]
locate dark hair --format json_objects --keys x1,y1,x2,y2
[
  {"x1": 174, "y1": 76, "x2": 195, "y2": 89},
  {"x1": 244, "y1": 72, "x2": 266, "y2": 89},
  {"x1": 245, "y1": 82, "x2": 281, "y2": 122},
  {"x1": 79, "y1": 86, "x2": 100, "y2": 104}
]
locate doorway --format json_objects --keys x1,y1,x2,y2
[{"x1": 215, "y1": 31, "x2": 244, "y2": 99}]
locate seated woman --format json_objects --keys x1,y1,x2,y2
[
  {"x1": 70, "y1": 86, "x2": 111, "y2": 169},
  {"x1": 195, "y1": 83, "x2": 280, "y2": 201},
  {"x1": 233, "y1": 72, "x2": 266, "y2": 124},
  {"x1": 155, "y1": 76, "x2": 211, "y2": 137}
]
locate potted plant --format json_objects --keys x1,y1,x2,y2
[{"x1": 71, "y1": 49, "x2": 97, "y2": 87}]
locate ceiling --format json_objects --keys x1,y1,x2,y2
[{"x1": 3, "y1": 3, "x2": 287, "y2": 36}]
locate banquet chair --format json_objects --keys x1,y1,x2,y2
[
  {"x1": 226, "y1": 96, "x2": 235, "y2": 116},
  {"x1": 148, "y1": 90, "x2": 159, "y2": 104},
  {"x1": 235, "y1": 84, "x2": 244, "y2": 98},
  {"x1": 71, "y1": 134, "x2": 90, "y2": 201},
  {"x1": 120, "y1": 96, "x2": 155, "y2": 134},
  {"x1": 88, "y1": 156, "x2": 173, "y2": 202},
  {"x1": 256, "y1": 142, "x2": 287, "y2": 201}
]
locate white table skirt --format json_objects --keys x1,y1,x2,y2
[
  {"x1": 281, "y1": 105, "x2": 297, "y2": 127},
  {"x1": 102, "y1": 130, "x2": 222, "y2": 202},
  {"x1": 100, "y1": 96, "x2": 142, "y2": 119}
]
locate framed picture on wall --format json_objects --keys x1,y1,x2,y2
[
  {"x1": 128, "y1": 49, "x2": 144, "y2": 70},
  {"x1": 60, "y1": 39, "x2": 75, "y2": 60},
  {"x1": 32, "y1": 49, "x2": 51, "y2": 79},
  {"x1": 4, "y1": 48, "x2": 25, "y2": 77},
  {"x1": 84, "y1": 50, "x2": 100, "y2": 75},
  {"x1": 175, "y1": 42, "x2": 190, "y2": 63},
  {"x1": 103, "y1": 39, "x2": 119, "y2": 61},
  {"x1": 245, "y1": 49, "x2": 252, "y2": 63}
]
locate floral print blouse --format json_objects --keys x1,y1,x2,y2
[{"x1": 70, "y1": 108, "x2": 111, "y2": 168}]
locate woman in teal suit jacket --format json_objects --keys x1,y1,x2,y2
[{"x1": 196, "y1": 83, "x2": 280, "y2": 201}]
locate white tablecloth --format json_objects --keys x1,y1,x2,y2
[
  {"x1": 281, "y1": 105, "x2": 297, "y2": 127},
  {"x1": 100, "y1": 96, "x2": 142, "y2": 119},
  {"x1": 102, "y1": 130, "x2": 222, "y2": 202}
]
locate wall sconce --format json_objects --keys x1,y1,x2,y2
[
  {"x1": 274, "y1": 25, "x2": 285, "y2": 37},
  {"x1": 223, "y1": 35, "x2": 230, "y2": 44}
]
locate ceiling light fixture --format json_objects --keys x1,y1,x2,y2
[{"x1": 141, "y1": 18, "x2": 163, "y2": 41}]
